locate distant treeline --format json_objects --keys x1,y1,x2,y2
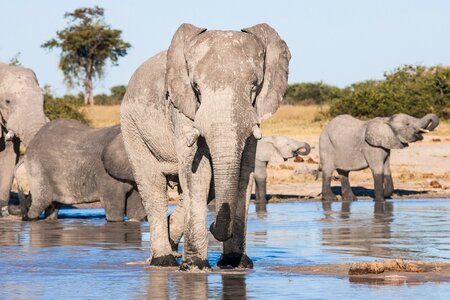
[
  {"x1": 286, "y1": 65, "x2": 450, "y2": 119},
  {"x1": 43, "y1": 64, "x2": 449, "y2": 124}
]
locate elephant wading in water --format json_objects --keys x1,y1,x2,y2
[
  {"x1": 0, "y1": 63, "x2": 47, "y2": 212},
  {"x1": 254, "y1": 136, "x2": 311, "y2": 203},
  {"x1": 119, "y1": 23, "x2": 290, "y2": 269},
  {"x1": 319, "y1": 113, "x2": 439, "y2": 202},
  {"x1": 22, "y1": 119, "x2": 146, "y2": 221}
]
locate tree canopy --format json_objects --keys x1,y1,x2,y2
[{"x1": 41, "y1": 6, "x2": 131, "y2": 105}]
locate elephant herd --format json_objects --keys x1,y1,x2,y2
[{"x1": 0, "y1": 23, "x2": 439, "y2": 270}]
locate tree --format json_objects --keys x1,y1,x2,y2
[
  {"x1": 41, "y1": 6, "x2": 131, "y2": 105},
  {"x1": 9, "y1": 52, "x2": 22, "y2": 66},
  {"x1": 329, "y1": 65, "x2": 450, "y2": 119}
]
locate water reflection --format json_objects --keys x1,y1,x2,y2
[
  {"x1": 321, "y1": 201, "x2": 395, "y2": 258},
  {"x1": 1, "y1": 200, "x2": 450, "y2": 298},
  {"x1": 141, "y1": 271, "x2": 247, "y2": 299}
]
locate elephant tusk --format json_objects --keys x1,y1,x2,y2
[
  {"x1": 419, "y1": 128, "x2": 430, "y2": 133},
  {"x1": 186, "y1": 128, "x2": 200, "y2": 147},
  {"x1": 5, "y1": 130, "x2": 15, "y2": 141},
  {"x1": 252, "y1": 125, "x2": 262, "y2": 140}
]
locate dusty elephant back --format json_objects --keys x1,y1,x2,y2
[
  {"x1": 121, "y1": 51, "x2": 178, "y2": 168},
  {"x1": 25, "y1": 119, "x2": 122, "y2": 203},
  {"x1": 321, "y1": 115, "x2": 368, "y2": 171}
]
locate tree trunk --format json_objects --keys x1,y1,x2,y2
[{"x1": 84, "y1": 62, "x2": 94, "y2": 105}]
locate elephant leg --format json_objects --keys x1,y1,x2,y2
[
  {"x1": 337, "y1": 169, "x2": 356, "y2": 201},
  {"x1": 370, "y1": 166, "x2": 385, "y2": 202},
  {"x1": 124, "y1": 134, "x2": 177, "y2": 266},
  {"x1": 25, "y1": 162, "x2": 53, "y2": 220},
  {"x1": 168, "y1": 198, "x2": 185, "y2": 253},
  {"x1": 44, "y1": 202, "x2": 61, "y2": 220},
  {"x1": 383, "y1": 156, "x2": 394, "y2": 198},
  {"x1": 218, "y1": 138, "x2": 255, "y2": 269},
  {"x1": 321, "y1": 164, "x2": 337, "y2": 201},
  {"x1": 0, "y1": 137, "x2": 20, "y2": 207},
  {"x1": 180, "y1": 146, "x2": 211, "y2": 270},
  {"x1": 125, "y1": 189, "x2": 146, "y2": 222},
  {"x1": 254, "y1": 160, "x2": 268, "y2": 204},
  {"x1": 102, "y1": 186, "x2": 128, "y2": 222}
]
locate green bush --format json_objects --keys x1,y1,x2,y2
[
  {"x1": 284, "y1": 82, "x2": 346, "y2": 105},
  {"x1": 94, "y1": 85, "x2": 126, "y2": 105},
  {"x1": 329, "y1": 65, "x2": 450, "y2": 119},
  {"x1": 44, "y1": 95, "x2": 90, "y2": 125}
]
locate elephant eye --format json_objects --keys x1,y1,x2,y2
[{"x1": 5, "y1": 99, "x2": 10, "y2": 104}]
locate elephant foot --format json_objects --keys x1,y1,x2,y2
[
  {"x1": 7, "y1": 203, "x2": 22, "y2": 216},
  {"x1": 341, "y1": 194, "x2": 357, "y2": 202},
  {"x1": 217, "y1": 253, "x2": 254, "y2": 269},
  {"x1": 149, "y1": 254, "x2": 179, "y2": 267},
  {"x1": 180, "y1": 257, "x2": 211, "y2": 271},
  {"x1": 373, "y1": 198, "x2": 386, "y2": 203},
  {"x1": 321, "y1": 193, "x2": 337, "y2": 202}
]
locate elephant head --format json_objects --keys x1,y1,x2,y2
[
  {"x1": 365, "y1": 113, "x2": 439, "y2": 149},
  {"x1": 256, "y1": 136, "x2": 311, "y2": 163},
  {"x1": 0, "y1": 63, "x2": 47, "y2": 146},
  {"x1": 165, "y1": 23, "x2": 291, "y2": 241}
]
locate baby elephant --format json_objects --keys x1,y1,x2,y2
[
  {"x1": 319, "y1": 113, "x2": 439, "y2": 202},
  {"x1": 23, "y1": 119, "x2": 146, "y2": 221},
  {"x1": 254, "y1": 136, "x2": 311, "y2": 203}
]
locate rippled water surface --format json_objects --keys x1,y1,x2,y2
[{"x1": 1, "y1": 199, "x2": 450, "y2": 299}]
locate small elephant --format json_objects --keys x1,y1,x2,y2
[
  {"x1": 120, "y1": 23, "x2": 290, "y2": 269},
  {"x1": 254, "y1": 136, "x2": 311, "y2": 203},
  {"x1": 23, "y1": 119, "x2": 146, "y2": 221},
  {"x1": 0, "y1": 63, "x2": 47, "y2": 210},
  {"x1": 319, "y1": 113, "x2": 439, "y2": 202}
]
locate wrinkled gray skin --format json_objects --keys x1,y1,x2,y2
[
  {"x1": 23, "y1": 119, "x2": 146, "y2": 221},
  {"x1": 319, "y1": 113, "x2": 439, "y2": 202},
  {"x1": 254, "y1": 136, "x2": 311, "y2": 203},
  {"x1": 119, "y1": 23, "x2": 290, "y2": 269},
  {"x1": 0, "y1": 63, "x2": 47, "y2": 210}
]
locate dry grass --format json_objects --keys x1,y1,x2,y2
[
  {"x1": 261, "y1": 105, "x2": 328, "y2": 139},
  {"x1": 82, "y1": 105, "x2": 120, "y2": 128}
]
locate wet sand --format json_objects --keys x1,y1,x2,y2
[{"x1": 271, "y1": 261, "x2": 450, "y2": 284}]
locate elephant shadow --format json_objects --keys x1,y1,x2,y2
[{"x1": 331, "y1": 186, "x2": 427, "y2": 198}]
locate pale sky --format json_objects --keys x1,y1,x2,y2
[{"x1": 1, "y1": 0, "x2": 449, "y2": 96}]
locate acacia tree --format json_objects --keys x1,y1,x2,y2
[{"x1": 42, "y1": 6, "x2": 131, "y2": 105}]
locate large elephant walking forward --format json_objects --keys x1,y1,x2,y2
[
  {"x1": 0, "y1": 63, "x2": 47, "y2": 210},
  {"x1": 319, "y1": 113, "x2": 439, "y2": 202},
  {"x1": 120, "y1": 23, "x2": 290, "y2": 269}
]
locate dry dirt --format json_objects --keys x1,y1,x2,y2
[{"x1": 271, "y1": 260, "x2": 450, "y2": 285}]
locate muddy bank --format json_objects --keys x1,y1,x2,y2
[{"x1": 271, "y1": 260, "x2": 450, "y2": 285}]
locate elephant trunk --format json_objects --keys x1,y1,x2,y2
[
  {"x1": 209, "y1": 153, "x2": 242, "y2": 242},
  {"x1": 295, "y1": 142, "x2": 311, "y2": 156},
  {"x1": 418, "y1": 113, "x2": 439, "y2": 132}
]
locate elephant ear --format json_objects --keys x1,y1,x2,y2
[
  {"x1": 242, "y1": 23, "x2": 291, "y2": 122},
  {"x1": 101, "y1": 132, "x2": 134, "y2": 182},
  {"x1": 256, "y1": 140, "x2": 285, "y2": 163},
  {"x1": 365, "y1": 118, "x2": 405, "y2": 149},
  {"x1": 165, "y1": 23, "x2": 206, "y2": 120}
]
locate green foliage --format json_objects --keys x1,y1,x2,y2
[
  {"x1": 42, "y1": 85, "x2": 90, "y2": 125},
  {"x1": 329, "y1": 65, "x2": 450, "y2": 119},
  {"x1": 94, "y1": 85, "x2": 126, "y2": 105},
  {"x1": 41, "y1": 6, "x2": 131, "y2": 105},
  {"x1": 9, "y1": 52, "x2": 22, "y2": 66},
  {"x1": 285, "y1": 82, "x2": 346, "y2": 105}
]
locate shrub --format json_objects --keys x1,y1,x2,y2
[
  {"x1": 329, "y1": 65, "x2": 450, "y2": 119},
  {"x1": 43, "y1": 92, "x2": 90, "y2": 125},
  {"x1": 284, "y1": 82, "x2": 346, "y2": 105},
  {"x1": 94, "y1": 85, "x2": 126, "y2": 105}
]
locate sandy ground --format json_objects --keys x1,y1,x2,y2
[{"x1": 271, "y1": 260, "x2": 450, "y2": 284}]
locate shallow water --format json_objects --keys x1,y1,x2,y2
[{"x1": 1, "y1": 199, "x2": 450, "y2": 299}]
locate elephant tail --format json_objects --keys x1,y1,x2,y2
[{"x1": 313, "y1": 165, "x2": 322, "y2": 181}]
